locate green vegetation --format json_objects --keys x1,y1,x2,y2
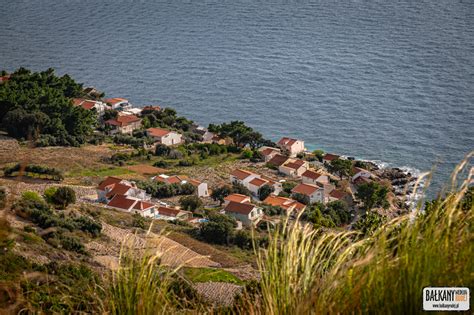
[
  {"x1": 258, "y1": 184, "x2": 274, "y2": 201},
  {"x1": 312, "y1": 149, "x2": 324, "y2": 162},
  {"x1": 50, "y1": 186, "x2": 76, "y2": 209},
  {"x1": 183, "y1": 267, "x2": 243, "y2": 285},
  {"x1": 0, "y1": 68, "x2": 96, "y2": 146},
  {"x1": 199, "y1": 213, "x2": 237, "y2": 245},
  {"x1": 142, "y1": 107, "x2": 194, "y2": 134},
  {"x1": 327, "y1": 158, "x2": 353, "y2": 178},
  {"x1": 179, "y1": 195, "x2": 203, "y2": 211},
  {"x1": 302, "y1": 201, "x2": 351, "y2": 227},
  {"x1": 355, "y1": 181, "x2": 390, "y2": 211},
  {"x1": 137, "y1": 180, "x2": 195, "y2": 198},
  {"x1": 208, "y1": 121, "x2": 274, "y2": 148},
  {"x1": 3, "y1": 163, "x2": 64, "y2": 181}
]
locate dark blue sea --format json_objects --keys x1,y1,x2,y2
[{"x1": 1, "y1": 0, "x2": 473, "y2": 195}]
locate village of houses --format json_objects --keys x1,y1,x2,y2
[{"x1": 68, "y1": 94, "x2": 389, "y2": 230}]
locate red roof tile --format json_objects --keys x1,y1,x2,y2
[
  {"x1": 329, "y1": 189, "x2": 348, "y2": 200},
  {"x1": 106, "y1": 183, "x2": 132, "y2": 198},
  {"x1": 323, "y1": 153, "x2": 340, "y2": 161},
  {"x1": 224, "y1": 201, "x2": 256, "y2": 215},
  {"x1": 105, "y1": 115, "x2": 141, "y2": 127},
  {"x1": 249, "y1": 177, "x2": 267, "y2": 187},
  {"x1": 157, "y1": 206, "x2": 190, "y2": 217},
  {"x1": 133, "y1": 201, "x2": 154, "y2": 211},
  {"x1": 277, "y1": 137, "x2": 298, "y2": 147},
  {"x1": 292, "y1": 183, "x2": 320, "y2": 196},
  {"x1": 267, "y1": 154, "x2": 289, "y2": 167},
  {"x1": 104, "y1": 98, "x2": 127, "y2": 105},
  {"x1": 98, "y1": 177, "x2": 123, "y2": 191},
  {"x1": 231, "y1": 169, "x2": 253, "y2": 181},
  {"x1": 107, "y1": 195, "x2": 136, "y2": 210},
  {"x1": 224, "y1": 194, "x2": 251, "y2": 203},
  {"x1": 147, "y1": 127, "x2": 171, "y2": 137},
  {"x1": 302, "y1": 170, "x2": 322, "y2": 180}
]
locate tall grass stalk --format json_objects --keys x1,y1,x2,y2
[{"x1": 253, "y1": 153, "x2": 473, "y2": 314}]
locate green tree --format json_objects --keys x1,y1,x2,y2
[
  {"x1": 328, "y1": 159, "x2": 353, "y2": 178},
  {"x1": 200, "y1": 213, "x2": 236, "y2": 245},
  {"x1": 292, "y1": 192, "x2": 310, "y2": 205},
  {"x1": 302, "y1": 203, "x2": 335, "y2": 228},
  {"x1": 179, "y1": 195, "x2": 203, "y2": 212},
  {"x1": 52, "y1": 186, "x2": 76, "y2": 209},
  {"x1": 325, "y1": 200, "x2": 352, "y2": 225},
  {"x1": 211, "y1": 185, "x2": 233, "y2": 204},
  {"x1": 312, "y1": 149, "x2": 324, "y2": 162},
  {"x1": 355, "y1": 182, "x2": 389, "y2": 211},
  {"x1": 234, "y1": 230, "x2": 252, "y2": 249},
  {"x1": 258, "y1": 184, "x2": 274, "y2": 201}
]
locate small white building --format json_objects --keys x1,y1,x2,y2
[
  {"x1": 279, "y1": 159, "x2": 308, "y2": 177},
  {"x1": 72, "y1": 98, "x2": 110, "y2": 116},
  {"x1": 277, "y1": 137, "x2": 305, "y2": 157},
  {"x1": 292, "y1": 183, "x2": 325, "y2": 204},
  {"x1": 97, "y1": 176, "x2": 149, "y2": 203},
  {"x1": 224, "y1": 194, "x2": 251, "y2": 206},
  {"x1": 155, "y1": 206, "x2": 192, "y2": 221},
  {"x1": 302, "y1": 170, "x2": 329, "y2": 186},
  {"x1": 259, "y1": 146, "x2": 281, "y2": 162},
  {"x1": 352, "y1": 167, "x2": 373, "y2": 183},
  {"x1": 229, "y1": 169, "x2": 259, "y2": 186},
  {"x1": 104, "y1": 98, "x2": 132, "y2": 110},
  {"x1": 147, "y1": 128, "x2": 183, "y2": 146},
  {"x1": 107, "y1": 195, "x2": 156, "y2": 218},
  {"x1": 223, "y1": 201, "x2": 263, "y2": 227},
  {"x1": 104, "y1": 114, "x2": 142, "y2": 135},
  {"x1": 188, "y1": 179, "x2": 209, "y2": 198}
]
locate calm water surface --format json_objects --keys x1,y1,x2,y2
[{"x1": 1, "y1": 0, "x2": 473, "y2": 194}]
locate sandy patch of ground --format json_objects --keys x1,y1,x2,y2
[{"x1": 193, "y1": 282, "x2": 242, "y2": 306}]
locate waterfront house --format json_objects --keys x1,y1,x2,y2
[
  {"x1": 259, "y1": 146, "x2": 281, "y2": 162},
  {"x1": 279, "y1": 159, "x2": 308, "y2": 177},
  {"x1": 328, "y1": 189, "x2": 353, "y2": 205},
  {"x1": 277, "y1": 137, "x2": 305, "y2": 157},
  {"x1": 155, "y1": 206, "x2": 192, "y2": 221},
  {"x1": 263, "y1": 194, "x2": 306, "y2": 216},
  {"x1": 0, "y1": 75, "x2": 11, "y2": 84},
  {"x1": 195, "y1": 126, "x2": 216, "y2": 143},
  {"x1": 104, "y1": 98, "x2": 132, "y2": 110},
  {"x1": 72, "y1": 98, "x2": 110, "y2": 116},
  {"x1": 292, "y1": 183, "x2": 325, "y2": 204},
  {"x1": 105, "y1": 114, "x2": 142, "y2": 135},
  {"x1": 302, "y1": 170, "x2": 329, "y2": 185},
  {"x1": 267, "y1": 154, "x2": 289, "y2": 168},
  {"x1": 146, "y1": 128, "x2": 183, "y2": 146},
  {"x1": 223, "y1": 201, "x2": 263, "y2": 226},
  {"x1": 224, "y1": 193, "x2": 251, "y2": 206},
  {"x1": 107, "y1": 195, "x2": 155, "y2": 217},
  {"x1": 352, "y1": 167, "x2": 373, "y2": 183},
  {"x1": 322, "y1": 153, "x2": 340, "y2": 164},
  {"x1": 142, "y1": 105, "x2": 162, "y2": 112}
]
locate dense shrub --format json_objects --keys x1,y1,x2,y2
[
  {"x1": 234, "y1": 230, "x2": 252, "y2": 249},
  {"x1": 179, "y1": 195, "x2": 203, "y2": 212},
  {"x1": 199, "y1": 213, "x2": 236, "y2": 245},
  {"x1": 75, "y1": 216, "x2": 102, "y2": 237},
  {"x1": 3, "y1": 163, "x2": 63, "y2": 181},
  {"x1": 0, "y1": 68, "x2": 96, "y2": 146},
  {"x1": 51, "y1": 186, "x2": 76, "y2": 209}
]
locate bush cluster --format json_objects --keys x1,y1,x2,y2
[
  {"x1": 136, "y1": 180, "x2": 195, "y2": 198},
  {"x1": 3, "y1": 164, "x2": 64, "y2": 181}
]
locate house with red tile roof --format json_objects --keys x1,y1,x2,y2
[
  {"x1": 155, "y1": 206, "x2": 192, "y2": 221},
  {"x1": 263, "y1": 195, "x2": 306, "y2": 216},
  {"x1": 223, "y1": 201, "x2": 263, "y2": 226},
  {"x1": 258, "y1": 146, "x2": 281, "y2": 162},
  {"x1": 277, "y1": 137, "x2": 305, "y2": 157},
  {"x1": 292, "y1": 183, "x2": 325, "y2": 204},
  {"x1": 97, "y1": 176, "x2": 148, "y2": 203},
  {"x1": 146, "y1": 128, "x2": 183, "y2": 146},
  {"x1": 104, "y1": 98, "x2": 132, "y2": 110},
  {"x1": 0, "y1": 75, "x2": 11, "y2": 84},
  {"x1": 322, "y1": 153, "x2": 340, "y2": 164},
  {"x1": 279, "y1": 159, "x2": 308, "y2": 177},
  {"x1": 224, "y1": 193, "x2": 251, "y2": 206},
  {"x1": 328, "y1": 189, "x2": 353, "y2": 205},
  {"x1": 230, "y1": 169, "x2": 282, "y2": 198},
  {"x1": 105, "y1": 114, "x2": 142, "y2": 135},
  {"x1": 72, "y1": 98, "x2": 110, "y2": 115},
  {"x1": 302, "y1": 170, "x2": 329, "y2": 186},
  {"x1": 267, "y1": 154, "x2": 290, "y2": 168},
  {"x1": 107, "y1": 195, "x2": 155, "y2": 217},
  {"x1": 351, "y1": 167, "x2": 373, "y2": 183}
]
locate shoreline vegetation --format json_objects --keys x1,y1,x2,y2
[{"x1": 0, "y1": 68, "x2": 472, "y2": 313}]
